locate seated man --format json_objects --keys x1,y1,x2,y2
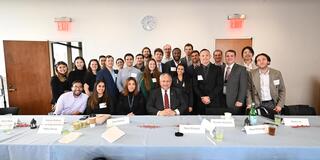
[
  {"x1": 54, "y1": 80, "x2": 88, "y2": 115},
  {"x1": 147, "y1": 73, "x2": 187, "y2": 116}
]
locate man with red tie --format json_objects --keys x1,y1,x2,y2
[{"x1": 146, "y1": 73, "x2": 187, "y2": 116}]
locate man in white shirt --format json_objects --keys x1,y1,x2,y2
[{"x1": 54, "y1": 80, "x2": 88, "y2": 115}]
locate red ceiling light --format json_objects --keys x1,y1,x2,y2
[
  {"x1": 54, "y1": 17, "x2": 72, "y2": 31},
  {"x1": 228, "y1": 14, "x2": 246, "y2": 29}
]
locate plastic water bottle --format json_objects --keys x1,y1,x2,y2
[{"x1": 249, "y1": 103, "x2": 257, "y2": 125}]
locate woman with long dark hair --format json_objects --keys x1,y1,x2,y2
[
  {"x1": 67, "y1": 56, "x2": 87, "y2": 89},
  {"x1": 51, "y1": 61, "x2": 69, "y2": 106},
  {"x1": 84, "y1": 59, "x2": 101, "y2": 96},
  {"x1": 140, "y1": 59, "x2": 161, "y2": 99}
]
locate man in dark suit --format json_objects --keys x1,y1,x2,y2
[
  {"x1": 186, "y1": 50, "x2": 200, "y2": 78},
  {"x1": 164, "y1": 48, "x2": 186, "y2": 77},
  {"x1": 181, "y1": 43, "x2": 193, "y2": 66},
  {"x1": 147, "y1": 73, "x2": 187, "y2": 116},
  {"x1": 154, "y1": 48, "x2": 165, "y2": 73},
  {"x1": 221, "y1": 50, "x2": 248, "y2": 115},
  {"x1": 193, "y1": 49, "x2": 224, "y2": 115}
]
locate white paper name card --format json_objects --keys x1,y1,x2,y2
[
  {"x1": 102, "y1": 126, "x2": 126, "y2": 143},
  {"x1": 37, "y1": 125, "x2": 63, "y2": 134},
  {"x1": 107, "y1": 117, "x2": 130, "y2": 127},
  {"x1": 244, "y1": 125, "x2": 269, "y2": 134},
  {"x1": 41, "y1": 117, "x2": 65, "y2": 125},
  {"x1": 0, "y1": 117, "x2": 14, "y2": 130},
  {"x1": 179, "y1": 125, "x2": 205, "y2": 134},
  {"x1": 211, "y1": 119, "x2": 235, "y2": 127},
  {"x1": 201, "y1": 119, "x2": 215, "y2": 132},
  {"x1": 283, "y1": 118, "x2": 310, "y2": 126}
]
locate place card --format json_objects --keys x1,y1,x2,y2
[
  {"x1": 106, "y1": 117, "x2": 130, "y2": 127},
  {"x1": 283, "y1": 118, "x2": 310, "y2": 126},
  {"x1": 211, "y1": 118, "x2": 235, "y2": 127},
  {"x1": 0, "y1": 117, "x2": 14, "y2": 130},
  {"x1": 58, "y1": 132, "x2": 82, "y2": 144},
  {"x1": 101, "y1": 126, "x2": 125, "y2": 143},
  {"x1": 201, "y1": 119, "x2": 215, "y2": 132},
  {"x1": 244, "y1": 125, "x2": 269, "y2": 134},
  {"x1": 37, "y1": 125, "x2": 63, "y2": 134},
  {"x1": 41, "y1": 116, "x2": 65, "y2": 125},
  {"x1": 179, "y1": 125, "x2": 205, "y2": 134}
]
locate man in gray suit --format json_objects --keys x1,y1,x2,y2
[
  {"x1": 221, "y1": 50, "x2": 248, "y2": 115},
  {"x1": 247, "y1": 53, "x2": 286, "y2": 118},
  {"x1": 181, "y1": 43, "x2": 193, "y2": 66},
  {"x1": 146, "y1": 73, "x2": 187, "y2": 116}
]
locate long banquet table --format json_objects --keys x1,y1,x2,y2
[{"x1": 0, "y1": 115, "x2": 320, "y2": 160}]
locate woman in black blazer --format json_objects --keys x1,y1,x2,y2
[
  {"x1": 85, "y1": 80, "x2": 114, "y2": 115},
  {"x1": 50, "y1": 61, "x2": 69, "y2": 107},
  {"x1": 172, "y1": 64, "x2": 193, "y2": 114},
  {"x1": 116, "y1": 77, "x2": 145, "y2": 115}
]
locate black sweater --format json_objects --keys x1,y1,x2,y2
[
  {"x1": 116, "y1": 92, "x2": 146, "y2": 115},
  {"x1": 50, "y1": 76, "x2": 68, "y2": 104}
]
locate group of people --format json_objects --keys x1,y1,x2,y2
[{"x1": 51, "y1": 43, "x2": 286, "y2": 118}]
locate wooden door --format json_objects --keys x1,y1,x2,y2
[
  {"x1": 4, "y1": 40, "x2": 52, "y2": 115},
  {"x1": 215, "y1": 38, "x2": 252, "y2": 63}
]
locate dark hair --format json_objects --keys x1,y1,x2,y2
[
  {"x1": 254, "y1": 53, "x2": 271, "y2": 65},
  {"x1": 73, "y1": 56, "x2": 87, "y2": 71},
  {"x1": 191, "y1": 50, "x2": 200, "y2": 55},
  {"x1": 122, "y1": 77, "x2": 139, "y2": 96},
  {"x1": 99, "y1": 55, "x2": 106, "y2": 60},
  {"x1": 225, "y1": 49, "x2": 236, "y2": 56},
  {"x1": 106, "y1": 55, "x2": 114, "y2": 59},
  {"x1": 184, "y1": 43, "x2": 194, "y2": 50},
  {"x1": 200, "y1": 48, "x2": 210, "y2": 53},
  {"x1": 136, "y1": 53, "x2": 143, "y2": 58},
  {"x1": 87, "y1": 80, "x2": 109, "y2": 110},
  {"x1": 124, "y1": 53, "x2": 134, "y2": 60},
  {"x1": 55, "y1": 61, "x2": 68, "y2": 81},
  {"x1": 72, "y1": 80, "x2": 83, "y2": 86},
  {"x1": 213, "y1": 49, "x2": 223, "y2": 55},
  {"x1": 142, "y1": 59, "x2": 161, "y2": 93},
  {"x1": 142, "y1": 47, "x2": 152, "y2": 58},
  {"x1": 154, "y1": 48, "x2": 164, "y2": 55},
  {"x1": 116, "y1": 58, "x2": 124, "y2": 63},
  {"x1": 88, "y1": 59, "x2": 101, "y2": 74},
  {"x1": 241, "y1": 46, "x2": 255, "y2": 58},
  {"x1": 172, "y1": 48, "x2": 182, "y2": 53}
]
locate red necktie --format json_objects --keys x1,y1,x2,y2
[{"x1": 164, "y1": 90, "x2": 169, "y2": 109}]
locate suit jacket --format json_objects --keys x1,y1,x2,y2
[
  {"x1": 222, "y1": 63, "x2": 248, "y2": 108},
  {"x1": 193, "y1": 63, "x2": 223, "y2": 107},
  {"x1": 158, "y1": 62, "x2": 165, "y2": 73},
  {"x1": 164, "y1": 60, "x2": 187, "y2": 78},
  {"x1": 186, "y1": 64, "x2": 200, "y2": 79},
  {"x1": 247, "y1": 68, "x2": 286, "y2": 108},
  {"x1": 96, "y1": 68, "x2": 119, "y2": 98},
  {"x1": 116, "y1": 92, "x2": 146, "y2": 115},
  {"x1": 172, "y1": 75, "x2": 193, "y2": 108},
  {"x1": 146, "y1": 87, "x2": 187, "y2": 115},
  {"x1": 181, "y1": 56, "x2": 192, "y2": 66}
]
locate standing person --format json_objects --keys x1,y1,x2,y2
[
  {"x1": 247, "y1": 53, "x2": 286, "y2": 119},
  {"x1": 98, "y1": 55, "x2": 106, "y2": 69},
  {"x1": 67, "y1": 56, "x2": 87, "y2": 89},
  {"x1": 142, "y1": 47, "x2": 152, "y2": 65},
  {"x1": 172, "y1": 64, "x2": 193, "y2": 114},
  {"x1": 213, "y1": 49, "x2": 225, "y2": 68},
  {"x1": 221, "y1": 50, "x2": 248, "y2": 115},
  {"x1": 50, "y1": 61, "x2": 69, "y2": 108},
  {"x1": 162, "y1": 44, "x2": 172, "y2": 63},
  {"x1": 154, "y1": 48, "x2": 165, "y2": 73},
  {"x1": 116, "y1": 53, "x2": 142, "y2": 92},
  {"x1": 116, "y1": 77, "x2": 145, "y2": 115},
  {"x1": 181, "y1": 43, "x2": 193, "y2": 66},
  {"x1": 134, "y1": 54, "x2": 145, "y2": 72},
  {"x1": 85, "y1": 80, "x2": 114, "y2": 115},
  {"x1": 164, "y1": 48, "x2": 185, "y2": 77},
  {"x1": 186, "y1": 50, "x2": 200, "y2": 78},
  {"x1": 240, "y1": 46, "x2": 257, "y2": 71},
  {"x1": 84, "y1": 59, "x2": 101, "y2": 96},
  {"x1": 193, "y1": 49, "x2": 223, "y2": 115},
  {"x1": 140, "y1": 59, "x2": 161, "y2": 99},
  {"x1": 116, "y1": 58, "x2": 124, "y2": 70}
]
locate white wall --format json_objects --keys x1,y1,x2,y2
[{"x1": 0, "y1": 0, "x2": 319, "y2": 108}]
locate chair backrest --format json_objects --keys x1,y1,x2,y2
[
  {"x1": 282, "y1": 105, "x2": 316, "y2": 115},
  {"x1": 0, "y1": 107, "x2": 19, "y2": 115}
]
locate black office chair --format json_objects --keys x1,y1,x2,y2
[
  {"x1": 282, "y1": 105, "x2": 316, "y2": 115},
  {"x1": 0, "y1": 107, "x2": 19, "y2": 115},
  {"x1": 92, "y1": 157, "x2": 107, "y2": 160}
]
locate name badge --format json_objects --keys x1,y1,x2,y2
[
  {"x1": 107, "y1": 117, "x2": 130, "y2": 127},
  {"x1": 99, "y1": 103, "x2": 107, "y2": 109},
  {"x1": 273, "y1": 79, "x2": 280, "y2": 85},
  {"x1": 201, "y1": 119, "x2": 215, "y2": 133},
  {"x1": 152, "y1": 78, "x2": 157, "y2": 83},
  {"x1": 170, "y1": 67, "x2": 176, "y2": 72},
  {"x1": 0, "y1": 117, "x2": 15, "y2": 130},
  {"x1": 211, "y1": 118, "x2": 235, "y2": 127},
  {"x1": 197, "y1": 75, "x2": 203, "y2": 81},
  {"x1": 244, "y1": 125, "x2": 269, "y2": 134},
  {"x1": 283, "y1": 118, "x2": 310, "y2": 126},
  {"x1": 223, "y1": 86, "x2": 227, "y2": 94},
  {"x1": 38, "y1": 125, "x2": 63, "y2": 134},
  {"x1": 130, "y1": 73, "x2": 137, "y2": 78},
  {"x1": 41, "y1": 116, "x2": 65, "y2": 125},
  {"x1": 179, "y1": 125, "x2": 205, "y2": 134}
]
